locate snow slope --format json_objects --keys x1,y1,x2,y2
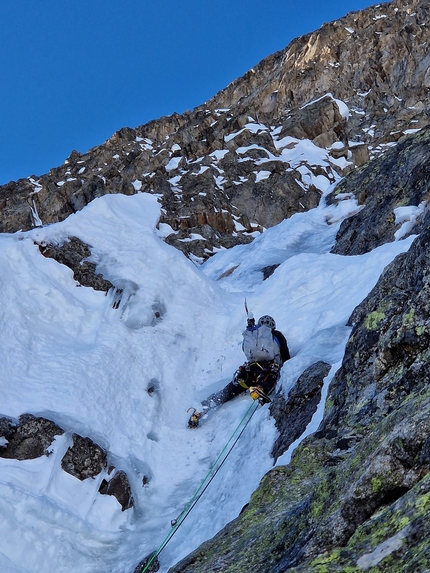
[{"x1": 0, "y1": 189, "x2": 415, "y2": 573}]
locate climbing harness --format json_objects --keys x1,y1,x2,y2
[{"x1": 139, "y1": 400, "x2": 260, "y2": 573}]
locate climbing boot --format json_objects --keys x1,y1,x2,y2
[{"x1": 188, "y1": 409, "x2": 204, "y2": 428}]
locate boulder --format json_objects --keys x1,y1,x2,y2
[
  {"x1": 99, "y1": 470, "x2": 134, "y2": 511},
  {"x1": 0, "y1": 414, "x2": 63, "y2": 460},
  {"x1": 61, "y1": 434, "x2": 107, "y2": 480}
]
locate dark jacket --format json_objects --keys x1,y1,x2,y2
[{"x1": 273, "y1": 329, "x2": 290, "y2": 364}]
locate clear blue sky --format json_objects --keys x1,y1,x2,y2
[{"x1": 0, "y1": 0, "x2": 381, "y2": 185}]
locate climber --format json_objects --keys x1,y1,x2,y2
[{"x1": 188, "y1": 315, "x2": 290, "y2": 428}]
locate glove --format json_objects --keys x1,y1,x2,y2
[{"x1": 268, "y1": 362, "x2": 281, "y2": 382}]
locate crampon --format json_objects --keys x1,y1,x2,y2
[{"x1": 187, "y1": 408, "x2": 204, "y2": 428}]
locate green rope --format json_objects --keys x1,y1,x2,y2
[{"x1": 140, "y1": 400, "x2": 260, "y2": 573}]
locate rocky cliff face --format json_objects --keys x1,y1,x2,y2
[
  {"x1": 1, "y1": 0, "x2": 428, "y2": 262},
  {"x1": 1, "y1": 0, "x2": 430, "y2": 571}
]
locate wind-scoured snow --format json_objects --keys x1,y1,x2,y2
[{"x1": 0, "y1": 188, "x2": 415, "y2": 572}]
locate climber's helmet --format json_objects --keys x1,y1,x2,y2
[{"x1": 258, "y1": 315, "x2": 276, "y2": 329}]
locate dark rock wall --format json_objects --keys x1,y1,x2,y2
[
  {"x1": 328, "y1": 127, "x2": 430, "y2": 255},
  {"x1": 270, "y1": 361, "x2": 331, "y2": 463}
]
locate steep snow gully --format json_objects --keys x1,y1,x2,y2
[{"x1": 0, "y1": 187, "x2": 415, "y2": 572}]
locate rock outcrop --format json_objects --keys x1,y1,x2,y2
[
  {"x1": 328, "y1": 127, "x2": 430, "y2": 256},
  {"x1": 61, "y1": 433, "x2": 108, "y2": 480},
  {"x1": 0, "y1": 414, "x2": 134, "y2": 512},
  {"x1": 38, "y1": 236, "x2": 117, "y2": 292},
  {"x1": 270, "y1": 361, "x2": 331, "y2": 464},
  {"x1": 99, "y1": 470, "x2": 134, "y2": 512},
  {"x1": 0, "y1": 414, "x2": 63, "y2": 460}
]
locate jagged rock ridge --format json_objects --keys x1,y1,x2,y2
[{"x1": 1, "y1": 0, "x2": 429, "y2": 264}]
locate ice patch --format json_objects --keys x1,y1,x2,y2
[
  {"x1": 156, "y1": 222, "x2": 178, "y2": 238},
  {"x1": 210, "y1": 150, "x2": 229, "y2": 161}
]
